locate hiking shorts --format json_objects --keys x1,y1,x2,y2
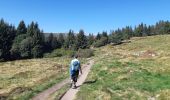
[{"x1": 71, "y1": 70, "x2": 79, "y2": 82}]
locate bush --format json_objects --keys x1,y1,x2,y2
[
  {"x1": 19, "y1": 37, "x2": 33, "y2": 58},
  {"x1": 77, "y1": 49, "x2": 94, "y2": 58},
  {"x1": 32, "y1": 45, "x2": 44, "y2": 58},
  {"x1": 44, "y1": 48, "x2": 76, "y2": 58},
  {"x1": 10, "y1": 34, "x2": 28, "y2": 59},
  {"x1": 10, "y1": 44, "x2": 21, "y2": 59},
  {"x1": 94, "y1": 37, "x2": 108, "y2": 47}
]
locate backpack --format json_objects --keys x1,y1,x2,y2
[{"x1": 71, "y1": 60, "x2": 79, "y2": 71}]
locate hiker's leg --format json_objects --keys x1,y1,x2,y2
[
  {"x1": 73, "y1": 76, "x2": 76, "y2": 86},
  {"x1": 70, "y1": 78, "x2": 73, "y2": 88},
  {"x1": 70, "y1": 74, "x2": 74, "y2": 88},
  {"x1": 73, "y1": 71, "x2": 79, "y2": 88}
]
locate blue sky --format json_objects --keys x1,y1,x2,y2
[{"x1": 0, "y1": 0, "x2": 170, "y2": 34}]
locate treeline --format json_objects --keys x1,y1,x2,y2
[
  {"x1": 0, "y1": 19, "x2": 92, "y2": 61},
  {"x1": 0, "y1": 19, "x2": 45, "y2": 61},
  {"x1": 0, "y1": 19, "x2": 170, "y2": 61},
  {"x1": 109, "y1": 21, "x2": 170, "y2": 44}
]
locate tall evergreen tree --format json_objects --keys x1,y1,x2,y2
[
  {"x1": 27, "y1": 22, "x2": 35, "y2": 37},
  {"x1": 164, "y1": 21, "x2": 170, "y2": 34},
  {"x1": 16, "y1": 20, "x2": 27, "y2": 36},
  {"x1": 64, "y1": 30, "x2": 76, "y2": 49},
  {"x1": 87, "y1": 33, "x2": 95, "y2": 46},
  {"x1": 102, "y1": 31, "x2": 108, "y2": 44},
  {"x1": 0, "y1": 19, "x2": 16, "y2": 60},
  {"x1": 58, "y1": 33, "x2": 65, "y2": 48},
  {"x1": 51, "y1": 36, "x2": 59, "y2": 49},
  {"x1": 76, "y1": 29, "x2": 87, "y2": 49},
  {"x1": 147, "y1": 25, "x2": 152, "y2": 36},
  {"x1": 11, "y1": 20, "x2": 28, "y2": 59},
  {"x1": 122, "y1": 26, "x2": 133, "y2": 39},
  {"x1": 96, "y1": 33, "x2": 101, "y2": 40},
  {"x1": 46, "y1": 33, "x2": 54, "y2": 51},
  {"x1": 19, "y1": 22, "x2": 45, "y2": 58},
  {"x1": 110, "y1": 28, "x2": 123, "y2": 44},
  {"x1": 134, "y1": 23, "x2": 145, "y2": 37}
]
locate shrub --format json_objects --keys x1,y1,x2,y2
[
  {"x1": 94, "y1": 37, "x2": 108, "y2": 47},
  {"x1": 77, "y1": 49, "x2": 94, "y2": 58},
  {"x1": 44, "y1": 48, "x2": 76, "y2": 58},
  {"x1": 32, "y1": 45, "x2": 44, "y2": 58},
  {"x1": 19, "y1": 37, "x2": 33, "y2": 58}
]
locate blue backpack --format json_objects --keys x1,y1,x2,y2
[{"x1": 72, "y1": 60, "x2": 79, "y2": 71}]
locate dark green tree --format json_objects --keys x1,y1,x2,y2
[
  {"x1": 96, "y1": 33, "x2": 101, "y2": 40},
  {"x1": 11, "y1": 21, "x2": 27, "y2": 59},
  {"x1": 10, "y1": 34, "x2": 27, "y2": 59},
  {"x1": 25, "y1": 22, "x2": 45, "y2": 58},
  {"x1": 45, "y1": 33, "x2": 60, "y2": 51},
  {"x1": 122, "y1": 26, "x2": 133, "y2": 40},
  {"x1": 110, "y1": 29, "x2": 123, "y2": 44},
  {"x1": 64, "y1": 30, "x2": 76, "y2": 49},
  {"x1": 46, "y1": 33, "x2": 54, "y2": 51},
  {"x1": 87, "y1": 33, "x2": 95, "y2": 46},
  {"x1": 58, "y1": 33, "x2": 65, "y2": 48},
  {"x1": 94, "y1": 37, "x2": 108, "y2": 47},
  {"x1": 0, "y1": 19, "x2": 16, "y2": 60},
  {"x1": 51, "y1": 36, "x2": 60, "y2": 49},
  {"x1": 27, "y1": 22, "x2": 35, "y2": 37},
  {"x1": 19, "y1": 37, "x2": 33, "y2": 58},
  {"x1": 164, "y1": 21, "x2": 170, "y2": 34},
  {"x1": 101, "y1": 31, "x2": 108, "y2": 44},
  {"x1": 16, "y1": 20, "x2": 27, "y2": 36},
  {"x1": 147, "y1": 25, "x2": 152, "y2": 36},
  {"x1": 134, "y1": 23, "x2": 144, "y2": 37},
  {"x1": 155, "y1": 21, "x2": 165, "y2": 35},
  {"x1": 76, "y1": 29, "x2": 88, "y2": 49}
]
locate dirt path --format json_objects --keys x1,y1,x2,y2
[
  {"x1": 32, "y1": 59, "x2": 94, "y2": 100},
  {"x1": 60, "y1": 60, "x2": 94, "y2": 100}
]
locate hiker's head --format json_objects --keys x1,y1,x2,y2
[{"x1": 74, "y1": 55, "x2": 78, "y2": 59}]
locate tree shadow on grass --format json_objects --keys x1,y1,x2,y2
[
  {"x1": 76, "y1": 79, "x2": 97, "y2": 88},
  {"x1": 83, "y1": 79, "x2": 97, "y2": 85}
]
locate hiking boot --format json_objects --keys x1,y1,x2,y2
[{"x1": 72, "y1": 85, "x2": 77, "y2": 89}]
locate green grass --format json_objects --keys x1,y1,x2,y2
[{"x1": 76, "y1": 35, "x2": 170, "y2": 100}]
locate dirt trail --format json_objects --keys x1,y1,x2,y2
[
  {"x1": 61, "y1": 60, "x2": 94, "y2": 100},
  {"x1": 32, "y1": 59, "x2": 94, "y2": 100}
]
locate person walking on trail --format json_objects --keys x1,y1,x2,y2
[{"x1": 70, "y1": 55, "x2": 82, "y2": 89}]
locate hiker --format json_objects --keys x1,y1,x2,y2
[{"x1": 70, "y1": 55, "x2": 82, "y2": 89}]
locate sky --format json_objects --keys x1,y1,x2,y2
[{"x1": 0, "y1": 0, "x2": 170, "y2": 34}]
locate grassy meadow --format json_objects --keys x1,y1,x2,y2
[
  {"x1": 1, "y1": 35, "x2": 170, "y2": 100},
  {"x1": 76, "y1": 35, "x2": 170, "y2": 100},
  {"x1": 0, "y1": 57, "x2": 87, "y2": 100}
]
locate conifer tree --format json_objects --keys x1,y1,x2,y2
[
  {"x1": 0, "y1": 19, "x2": 16, "y2": 60},
  {"x1": 16, "y1": 20, "x2": 27, "y2": 36},
  {"x1": 58, "y1": 33, "x2": 65, "y2": 48},
  {"x1": 64, "y1": 30, "x2": 76, "y2": 49},
  {"x1": 76, "y1": 29, "x2": 87, "y2": 49}
]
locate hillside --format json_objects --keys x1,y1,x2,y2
[
  {"x1": 76, "y1": 35, "x2": 170, "y2": 100},
  {"x1": 1, "y1": 35, "x2": 170, "y2": 100}
]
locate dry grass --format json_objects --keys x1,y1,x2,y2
[{"x1": 0, "y1": 57, "x2": 85, "y2": 99}]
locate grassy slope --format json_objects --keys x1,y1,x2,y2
[
  {"x1": 76, "y1": 35, "x2": 170, "y2": 100},
  {"x1": 0, "y1": 57, "x2": 86, "y2": 100}
]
